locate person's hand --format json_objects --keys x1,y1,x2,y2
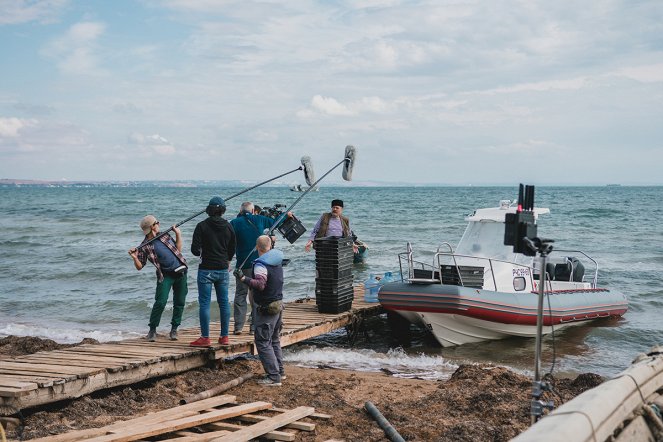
[
  {"x1": 352, "y1": 244, "x2": 359, "y2": 254},
  {"x1": 172, "y1": 225, "x2": 180, "y2": 235},
  {"x1": 286, "y1": 211, "x2": 293, "y2": 218},
  {"x1": 128, "y1": 248, "x2": 138, "y2": 258},
  {"x1": 233, "y1": 268, "x2": 243, "y2": 280},
  {"x1": 305, "y1": 240, "x2": 313, "y2": 252}
]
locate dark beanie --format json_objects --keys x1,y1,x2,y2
[
  {"x1": 208, "y1": 196, "x2": 226, "y2": 207},
  {"x1": 331, "y1": 199, "x2": 344, "y2": 208}
]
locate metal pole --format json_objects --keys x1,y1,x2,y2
[
  {"x1": 531, "y1": 253, "x2": 547, "y2": 425},
  {"x1": 136, "y1": 166, "x2": 303, "y2": 250}
]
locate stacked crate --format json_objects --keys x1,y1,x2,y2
[{"x1": 314, "y1": 237, "x2": 354, "y2": 313}]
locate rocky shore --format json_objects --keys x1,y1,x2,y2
[{"x1": 0, "y1": 336, "x2": 603, "y2": 441}]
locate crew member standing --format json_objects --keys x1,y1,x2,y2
[
  {"x1": 189, "y1": 196, "x2": 236, "y2": 347},
  {"x1": 229, "y1": 201, "x2": 276, "y2": 335},
  {"x1": 304, "y1": 199, "x2": 358, "y2": 252},
  {"x1": 236, "y1": 235, "x2": 285, "y2": 386},
  {"x1": 128, "y1": 215, "x2": 188, "y2": 342}
]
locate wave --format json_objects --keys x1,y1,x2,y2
[
  {"x1": 283, "y1": 345, "x2": 458, "y2": 380},
  {"x1": 0, "y1": 322, "x2": 142, "y2": 344}
]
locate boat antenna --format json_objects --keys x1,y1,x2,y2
[
  {"x1": 504, "y1": 183, "x2": 555, "y2": 425},
  {"x1": 134, "y1": 157, "x2": 315, "y2": 250}
]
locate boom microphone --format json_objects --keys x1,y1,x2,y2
[
  {"x1": 342, "y1": 145, "x2": 356, "y2": 181},
  {"x1": 301, "y1": 156, "x2": 316, "y2": 187}
]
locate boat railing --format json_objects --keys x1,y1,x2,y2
[
  {"x1": 549, "y1": 249, "x2": 598, "y2": 288},
  {"x1": 433, "y1": 251, "x2": 536, "y2": 292}
]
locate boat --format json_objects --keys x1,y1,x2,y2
[
  {"x1": 513, "y1": 345, "x2": 663, "y2": 441},
  {"x1": 289, "y1": 183, "x2": 319, "y2": 192},
  {"x1": 378, "y1": 199, "x2": 628, "y2": 347},
  {"x1": 353, "y1": 239, "x2": 368, "y2": 263}
]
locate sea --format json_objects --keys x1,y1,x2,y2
[{"x1": 1, "y1": 184, "x2": 662, "y2": 381}]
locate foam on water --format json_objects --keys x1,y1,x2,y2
[
  {"x1": 0, "y1": 322, "x2": 141, "y2": 344},
  {"x1": 283, "y1": 345, "x2": 458, "y2": 380}
]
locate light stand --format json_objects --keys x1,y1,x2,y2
[{"x1": 524, "y1": 237, "x2": 555, "y2": 424}]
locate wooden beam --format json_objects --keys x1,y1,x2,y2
[{"x1": 210, "y1": 407, "x2": 314, "y2": 442}]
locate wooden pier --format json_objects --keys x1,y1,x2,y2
[{"x1": 0, "y1": 290, "x2": 382, "y2": 413}]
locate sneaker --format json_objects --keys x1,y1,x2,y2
[
  {"x1": 189, "y1": 337, "x2": 211, "y2": 347},
  {"x1": 233, "y1": 330, "x2": 243, "y2": 335},
  {"x1": 169, "y1": 327, "x2": 178, "y2": 341},
  {"x1": 280, "y1": 374, "x2": 287, "y2": 380},
  {"x1": 218, "y1": 336, "x2": 230, "y2": 345},
  {"x1": 256, "y1": 377, "x2": 281, "y2": 387},
  {"x1": 146, "y1": 328, "x2": 157, "y2": 342}
]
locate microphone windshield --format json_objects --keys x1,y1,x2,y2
[
  {"x1": 301, "y1": 156, "x2": 316, "y2": 186},
  {"x1": 342, "y1": 145, "x2": 356, "y2": 181}
]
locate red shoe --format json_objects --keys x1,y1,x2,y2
[
  {"x1": 218, "y1": 336, "x2": 229, "y2": 345},
  {"x1": 189, "y1": 337, "x2": 211, "y2": 347}
]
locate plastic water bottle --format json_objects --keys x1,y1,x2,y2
[
  {"x1": 381, "y1": 271, "x2": 393, "y2": 285},
  {"x1": 363, "y1": 274, "x2": 380, "y2": 303}
]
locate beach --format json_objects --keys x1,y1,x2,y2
[{"x1": 1, "y1": 335, "x2": 603, "y2": 441}]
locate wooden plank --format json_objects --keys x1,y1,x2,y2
[
  {"x1": 0, "y1": 378, "x2": 38, "y2": 390},
  {"x1": 211, "y1": 406, "x2": 314, "y2": 442},
  {"x1": 0, "y1": 374, "x2": 57, "y2": 388},
  {"x1": 271, "y1": 407, "x2": 332, "y2": 419},
  {"x1": 206, "y1": 422, "x2": 295, "y2": 441},
  {"x1": 0, "y1": 368, "x2": 77, "y2": 381},
  {"x1": 159, "y1": 429, "x2": 231, "y2": 441},
  {"x1": 29, "y1": 395, "x2": 238, "y2": 442},
  {"x1": 237, "y1": 414, "x2": 315, "y2": 431},
  {"x1": 0, "y1": 361, "x2": 101, "y2": 375},
  {"x1": 86, "y1": 402, "x2": 272, "y2": 442}
]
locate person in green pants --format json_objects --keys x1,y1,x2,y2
[{"x1": 128, "y1": 215, "x2": 188, "y2": 341}]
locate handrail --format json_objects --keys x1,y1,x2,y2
[
  {"x1": 550, "y1": 249, "x2": 598, "y2": 288},
  {"x1": 436, "y1": 242, "x2": 454, "y2": 254}
]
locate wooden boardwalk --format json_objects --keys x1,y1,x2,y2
[{"x1": 0, "y1": 290, "x2": 382, "y2": 413}]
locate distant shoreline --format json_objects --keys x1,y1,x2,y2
[{"x1": 1, "y1": 179, "x2": 661, "y2": 188}]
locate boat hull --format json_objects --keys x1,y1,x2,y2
[{"x1": 378, "y1": 282, "x2": 628, "y2": 347}]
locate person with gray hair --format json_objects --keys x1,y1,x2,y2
[
  {"x1": 235, "y1": 235, "x2": 285, "y2": 386},
  {"x1": 229, "y1": 202, "x2": 276, "y2": 335}
]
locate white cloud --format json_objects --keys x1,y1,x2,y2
[
  {"x1": 42, "y1": 21, "x2": 106, "y2": 75},
  {"x1": 310, "y1": 95, "x2": 355, "y2": 116},
  {"x1": 0, "y1": 0, "x2": 68, "y2": 25},
  {"x1": 0, "y1": 117, "x2": 33, "y2": 137},
  {"x1": 614, "y1": 63, "x2": 663, "y2": 83},
  {"x1": 129, "y1": 133, "x2": 176, "y2": 156}
]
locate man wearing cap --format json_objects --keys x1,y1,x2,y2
[
  {"x1": 305, "y1": 199, "x2": 358, "y2": 252},
  {"x1": 190, "y1": 196, "x2": 236, "y2": 347},
  {"x1": 128, "y1": 215, "x2": 188, "y2": 342}
]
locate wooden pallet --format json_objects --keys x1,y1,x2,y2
[
  {"x1": 0, "y1": 292, "x2": 381, "y2": 412},
  {"x1": 28, "y1": 395, "x2": 331, "y2": 442}
]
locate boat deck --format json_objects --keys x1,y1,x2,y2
[{"x1": 0, "y1": 290, "x2": 382, "y2": 413}]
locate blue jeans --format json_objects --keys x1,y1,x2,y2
[{"x1": 196, "y1": 269, "x2": 230, "y2": 338}]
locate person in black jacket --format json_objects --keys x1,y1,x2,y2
[{"x1": 189, "y1": 196, "x2": 236, "y2": 347}]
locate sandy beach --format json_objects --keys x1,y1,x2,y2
[{"x1": 0, "y1": 335, "x2": 603, "y2": 441}]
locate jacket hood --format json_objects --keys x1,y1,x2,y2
[
  {"x1": 256, "y1": 248, "x2": 284, "y2": 266},
  {"x1": 207, "y1": 216, "x2": 230, "y2": 230}
]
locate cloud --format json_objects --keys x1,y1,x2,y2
[
  {"x1": 0, "y1": 117, "x2": 33, "y2": 137},
  {"x1": 614, "y1": 63, "x2": 663, "y2": 83},
  {"x1": 42, "y1": 21, "x2": 106, "y2": 75},
  {"x1": 0, "y1": 0, "x2": 68, "y2": 25},
  {"x1": 129, "y1": 133, "x2": 176, "y2": 155}
]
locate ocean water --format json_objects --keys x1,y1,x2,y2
[{"x1": 1, "y1": 185, "x2": 662, "y2": 379}]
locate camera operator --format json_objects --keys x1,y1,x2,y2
[{"x1": 229, "y1": 202, "x2": 277, "y2": 335}]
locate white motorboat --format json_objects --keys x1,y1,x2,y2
[{"x1": 379, "y1": 200, "x2": 628, "y2": 347}]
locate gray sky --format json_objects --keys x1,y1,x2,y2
[{"x1": 1, "y1": 0, "x2": 662, "y2": 185}]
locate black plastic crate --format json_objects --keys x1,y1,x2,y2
[
  {"x1": 317, "y1": 301, "x2": 353, "y2": 314},
  {"x1": 316, "y1": 266, "x2": 353, "y2": 279},
  {"x1": 315, "y1": 256, "x2": 354, "y2": 266},
  {"x1": 316, "y1": 293, "x2": 354, "y2": 304},
  {"x1": 314, "y1": 237, "x2": 354, "y2": 247},
  {"x1": 315, "y1": 247, "x2": 354, "y2": 257},
  {"x1": 315, "y1": 286, "x2": 355, "y2": 297},
  {"x1": 315, "y1": 276, "x2": 353, "y2": 288}
]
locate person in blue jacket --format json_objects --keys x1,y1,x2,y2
[
  {"x1": 235, "y1": 235, "x2": 285, "y2": 386},
  {"x1": 229, "y1": 202, "x2": 276, "y2": 335}
]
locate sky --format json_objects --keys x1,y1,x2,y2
[{"x1": 0, "y1": 0, "x2": 662, "y2": 185}]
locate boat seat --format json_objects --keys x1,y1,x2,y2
[
  {"x1": 411, "y1": 268, "x2": 440, "y2": 284},
  {"x1": 554, "y1": 257, "x2": 585, "y2": 282},
  {"x1": 534, "y1": 263, "x2": 555, "y2": 281}
]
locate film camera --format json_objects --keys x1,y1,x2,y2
[
  {"x1": 259, "y1": 203, "x2": 307, "y2": 244},
  {"x1": 504, "y1": 184, "x2": 540, "y2": 257}
]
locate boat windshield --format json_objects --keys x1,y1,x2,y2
[{"x1": 456, "y1": 221, "x2": 532, "y2": 265}]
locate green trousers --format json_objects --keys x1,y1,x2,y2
[{"x1": 149, "y1": 273, "x2": 188, "y2": 328}]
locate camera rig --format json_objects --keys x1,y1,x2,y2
[{"x1": 259, "y1": 203, "x2": 307, "y2": 244}]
